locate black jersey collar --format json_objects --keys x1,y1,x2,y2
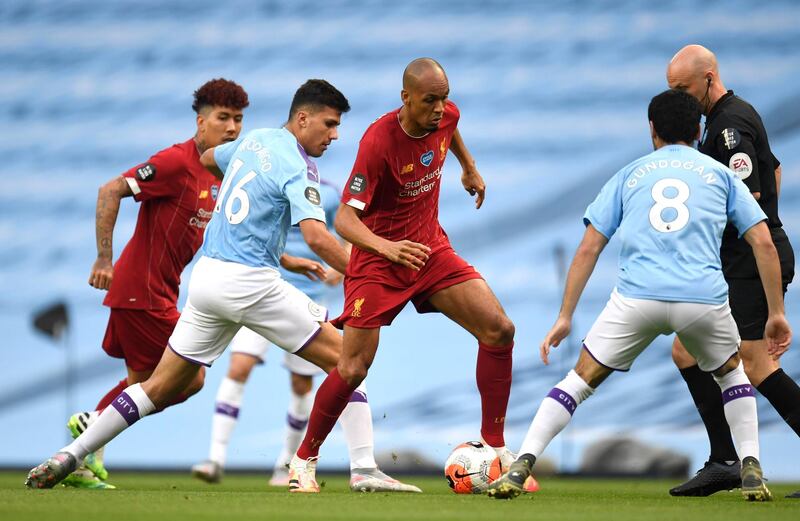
[{"x1": 707, "y1": 90, "x2": 735, "y2": 123}]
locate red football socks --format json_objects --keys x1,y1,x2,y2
[
  {"x1": 95, "y1": 378, "x2": 129, "y2": 411},
  {"x1": 477, "y1": 341, "x2": 513, "y2": 447},
  {"x1": 296, "y1": 368, "x2": 357, "y2": 460}
]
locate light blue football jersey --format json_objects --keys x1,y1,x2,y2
[
  {"x1": 201, "y1": 128, "x2": 326, "y2": 269},
  {"x1": 584, "y1": 144, "x2": 766, "y2": 304},
  {"x1": 280, "y1": 180, "x2": 341, "y2": 297}
]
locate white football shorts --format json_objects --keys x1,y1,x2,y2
[
  {"x1": 169, "y1": 256, "x2": 328, "y2": 367},
  {"x1": 228, "y1": 324, "x2": 324, "y2": 376},
  {"x1": 583, "y1": 288, "x2": 740, "y2": 372}
]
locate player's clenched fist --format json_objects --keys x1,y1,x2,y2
[
  {"x1": 381, "y1": 240, "x2": 431, "y2": 271},
  {"x1": 89, "y1": 257, "x2": 114, "y2": 290}
]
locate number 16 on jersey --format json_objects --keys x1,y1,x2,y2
[{"x1": 215, "y1": 158, "x2": 257, "y2": 225}]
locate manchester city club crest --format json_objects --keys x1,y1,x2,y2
[{"x1": 211, "y1": 185, "x2": 219, "y2": 200}]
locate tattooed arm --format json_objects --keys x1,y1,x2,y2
[{"x1": 89, "y1": 176, "x2": 134, "y2": 290}]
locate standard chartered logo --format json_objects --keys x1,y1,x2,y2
[{"x1": 399, "y1": 167, "x2": 442, "y2": 197}]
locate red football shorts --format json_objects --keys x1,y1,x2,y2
[
  {"x1": 331, "y1": 246, "x2": 482, "y2": 329},
  {"x1": 102, "y1": 308, "x2": 181, "y2": 372}
]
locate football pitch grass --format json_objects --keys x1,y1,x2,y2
[{"x1": 2, "y1": 471, "x2": 799, "y2": 521}]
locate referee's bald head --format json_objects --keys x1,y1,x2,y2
[
  {"x1": 667, "y1": 44, "x2": 727, "y2": 115},
  {"x1": 669, "y1": 45, "x2": 718, "y2": 79}
]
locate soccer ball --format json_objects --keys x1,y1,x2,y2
[{"x1": 444, "y1": 441, "x2": 502, "y2": 494}]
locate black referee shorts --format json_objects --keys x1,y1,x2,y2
[
  {"x1": 727, "y1": 229, "x2": 794, "y2": 340},
  {"x1": 728, "y1": 278, "x2": 790, "y2": 340}
]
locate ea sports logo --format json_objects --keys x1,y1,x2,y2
[{"x1": 729, "y1": 152, "x2": 753, "y2": 180}]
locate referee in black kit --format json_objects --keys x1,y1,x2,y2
[{"x1": 666, "y1": 44, "x2": 800, "y2": 499}]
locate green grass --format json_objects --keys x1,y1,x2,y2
[{"x1": 2, "y1": 472, "x2": 799, "y2": 521}]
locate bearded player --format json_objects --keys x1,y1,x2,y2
[{"x1": 287, "y1": 58, "x2": 534, "y2": 493}]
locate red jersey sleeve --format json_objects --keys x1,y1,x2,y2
[
  {"x1": 342, "y1": 131, "x2": 385, "y2": 212},
  {"x1": 121, "y1": 145, "x2": 186, "y2": 202}
]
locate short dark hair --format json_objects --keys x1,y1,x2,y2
[
  {"x1": 647, "y1": 89, "x2": 702, "y2": 144},
  {"x1": 192, "y1": 78, "x2": 249, "y2": 114},
  {"x1": 288, "y1": 79, "x2": 350, "y2": 119}
]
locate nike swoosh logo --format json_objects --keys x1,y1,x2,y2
[{"x1": 453, "y1": 470, "x2": 481, "y2": 479}]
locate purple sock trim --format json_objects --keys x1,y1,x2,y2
[
  {"x1": 349, "y1": 389, "x2": 368, "y2": 403},
  {"x1": 294, "y1": 326, "x2": 322, "y2": 356},
  {"x1": 287, "y1": 413, "x2": 308, "y2": 431},
  {"x1": 722, "y1": 383, "x2": 755, "y2": 404},
  {"x1": 215, "y1": 402, "x2": 240, "y2": 418},
  {"x1": 546, "y1": 387, "x2": 578, "y2": 416},
  {"x1": 168, "y1": 343, "x2": 211, "y2": 367},
  {"x1": 111, "y1": 391, "x2": 142, "y2": 426}
]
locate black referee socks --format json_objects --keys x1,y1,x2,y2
[
  {"x1": 757, "y1": 369, "x2": 800, "y2": 437},
  {"x1": 679, "y1": 365, "x2": 739, "y2": 464}
]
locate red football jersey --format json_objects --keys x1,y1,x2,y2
[
  {"x1": 342, "y1": 101, "x2": 460, "y2": 271},
  {"x1": 104, "y1": 138, "x2": 221, "y2": 310}
]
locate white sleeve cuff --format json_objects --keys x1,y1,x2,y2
[
  {"x1": 346, "y1": 198, "x2": 366, "y2": 211},
  {"x1": 125, "y1": 176, "x2": 141, "y2": 195}
]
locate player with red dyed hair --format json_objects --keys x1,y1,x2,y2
[{"x1": 63, "y1": 79, "x2": 252, "y2": 489}]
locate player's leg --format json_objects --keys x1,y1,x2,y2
[
  {"x1": 488, "y1": 290, "x2": 661, "y2": 499},
  {"x1": 425, "y1": 278, "x2": 514, "y2": 459},
  {"x1": 487, "y1": 348, "x2": 607, "y2": 499},
  {"x1": 26, "y1": 260, "x2": 241, "y2": 489},
  {"x1": 192, "y1": 352, "x2": 261, "y2": 484},
  {"x1": 264, "y1": 277, "x2": 417, "y2": 493},
  {"x1": 740, "y1": 338, "x2": 800, "y2": 436},
  {"x1": 269, "y1": 370, "x2": 314, "y2": 486},
  {"x1": 26, "y1": 348, "x2": 201, "y2": 489},
  {"x1": 64, "y1": 308, "x2": 181, "y2": 488},
  {"x1": 193, "y1": 326, "x2": 267, "y2": 484},
  {"x1": 731, "y1": 274, "x2": 800, "y2": 437},
  {"x1": 289, "y1": 325, "x2": 379, "y2": 492},
  {"x1": 272, "y1": 326, "x2": 418, "y2": 493},
  {"x1": 677, "y1": 300, "x2": 770, "y2": 501},
  {"x1": 340, "y1": 378, "x2": 420, "y2": 493},
  {"x1": 668, "y1": 337, "x2": 741, "y2": 497},
  {"x1": 708, "y1": 356, "x2": 771, "y2": 500}
]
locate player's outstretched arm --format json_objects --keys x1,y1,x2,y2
[
  {"x1": 199, "y1": 148, "x2": 224, "y2": 179},
  {"x1": 89, "y1": 176, "x2": 134, "y2": 290},
  {"x1": 298, "y1": 218, "x2": 350, "y2": 274},
  {"x1": 744, "y1": 222, "x2": 792, "y2": 356},
  {"x1": 334, "y1": 204, "x2": 430, "y2": 271},
  {"x1": 540, "y1": 225, "x2": 608, "y2": 364},
  {"x1": 280, "y1": 254, "x2": 326, "y2": 281},
  {"x1": 449, "y1": 129, "x2": 485, "y2": 209}
]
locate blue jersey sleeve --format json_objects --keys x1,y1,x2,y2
[
  {"x1": 214, "y1": 137, "x2": 244, "y2": 174},
  {"x1": 583, "y1": 169, "x2": 625, "y2": 239},
  {"x1": 284, "y1": 167, "x2": 327, "y2": 226},
  {"x1": 726, "y1": 169, "x2": 767, "y2": 237}
]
